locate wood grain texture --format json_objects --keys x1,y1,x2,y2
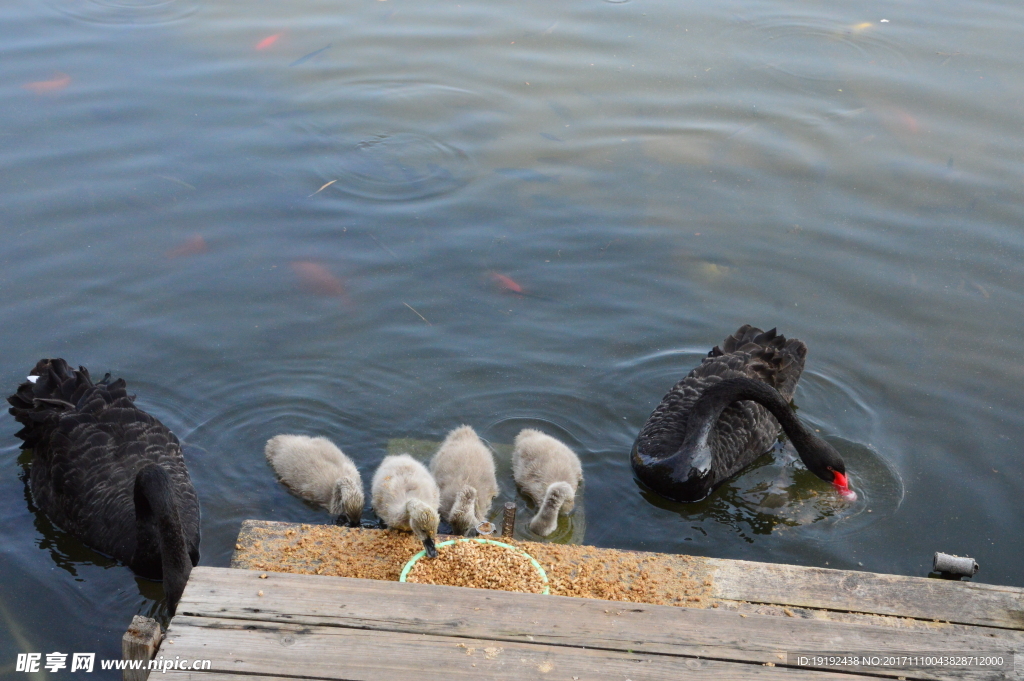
[
  {"x1": 707, "y1": 557, "x2": 1024, "y2": 630},
  {"x1": 122, "y1": 615, "x2": 162, "y2": 681},
  {"x1": 233, "y1": 520, "x2": 1024, "y2": 631},
  {"x1": 162, "y1": 614, "x2": 861, "y2": 681},
  {"x1": 172, "y1": 566, "x2": 1022, "y2": 680}
]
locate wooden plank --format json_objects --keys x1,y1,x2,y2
[
  {"x1": 157, "y1": 677, "x2": 286, "y2": 681},
  {"x1": 154, "y1": 677, "x2": 283, "y2": 681},
  {"x1": 174, "y1": 567, "x2": 1021, "y2": 680},
  {"x1": 122, "y1": 615, "x2": 162, "y2": 681},
  {"x1": 710, "y1": 599, "x2": 1008, "y2": 634},
  {"x1": 708, "y1": 558, "x2": 1024, "y2": 631},
  {"x1": 232, "y1": 520, "x2": 1024, "y2": 631},
  {"x1": 162, "y1": 615, "x2": 861, "y2": 680}
]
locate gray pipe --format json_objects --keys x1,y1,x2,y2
[{"x1": 933, "y1": 552, "x2": 979, "y2": 577}]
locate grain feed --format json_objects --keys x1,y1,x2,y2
[
  {"x1": 405, "y1": 540, "x2": 546, "y2": 594},
  {"x1": 232, "y1": 521, "x2": 714, "y2": 607}
]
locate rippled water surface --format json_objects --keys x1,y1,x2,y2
[{"x1": 3, "y1": 0, "x2": 1024, "y2": 667}]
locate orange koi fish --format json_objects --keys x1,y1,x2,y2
[
  {"x1": 891, "y1": 108, "x2": 918, "y2": 134},
  {"x1": 875, "y1": 105, "x2": 919, "y2": 135},
  {"x1": 22, "y1": 73, "x2": 71, "y2": 94},
  {"x1": 255, "y1": 34, "x2": 281, "y2": 51},
  {"x1": 490, "y1": 271, "x2": 523, "y2": 293},
  {"x1": 291, "y1": 261, "x2": 345, "y2": 296},
  {"x1": 166, "y1": 235, "x2": 208, "y2": 258}
]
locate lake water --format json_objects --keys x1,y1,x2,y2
[{"x1": 2, "y1": 0, "x2": 1023, "y2": 669}]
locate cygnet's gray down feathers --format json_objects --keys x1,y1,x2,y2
[
  {"x1": 511, "y1": 429, "x2": 583, "y2": 537},
  {"x1": 371, "y1": 454, "x2": 441, "y2": 556},
  {"x1": 429, "y1": 425, "x2": 499, "y2": 535},
  {"x1": 265, "y1": 434, "x2": 364, "y2": 526}
]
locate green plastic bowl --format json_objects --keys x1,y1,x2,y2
[{"x1": 399, "y1": 538, "x2": 549, "y2": 595}]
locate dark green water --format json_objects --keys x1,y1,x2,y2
[{"x1": 2, "y1": 0, "x2": 1023, "y2": 672}]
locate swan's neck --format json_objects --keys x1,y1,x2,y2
[
  {"x1": 405, "y1": 498, "x2": 436, "y2": 539},
  {"x1": 133, "y1": 464, "x2": 192, "y2": 614},
  {"x1": 633, "y1": 377, "x2": 825, "y2": 501},
  {"x1": 405, "y1": 497, "x2": 438, "y2": 557},
  {"x1": 331, "y1": 479, "x2": 364, "y2": 527},
  {"x1": 682, "y1": 376, "x2": 815, "y2": 448}
]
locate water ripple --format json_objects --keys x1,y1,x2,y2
[
  {"x1": 724, "y1": 15, "x2": 909, "y2": 84},
  {"x1": 43, "y1": 0, "x2": 198, "y2": 26},
  {"x1": 337, "y1": 80, "x2": 494, "y2": 118},
  {"x1": 317, "y1": 132, "x2": 473, "y2": 202}
]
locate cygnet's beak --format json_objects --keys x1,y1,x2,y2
[{"x1": 422, "y1": 537, "x2": 438, "y2": 558}]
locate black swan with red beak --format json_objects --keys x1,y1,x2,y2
[
  {"x1": 8, "y1": 359, "x2": 201, "y2": 613},
  {"x1": 631, "y1": 325, "x2": 855, "y2": 503}
]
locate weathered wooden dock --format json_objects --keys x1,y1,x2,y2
[{"x1": 156, "y1": 520, "x2": 1023, "y2": 680}]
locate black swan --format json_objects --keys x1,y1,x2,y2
[
  {"x1": 8, "y1": 359, "x2": 201, "y2": 613},
  {"x1": 631, "y1": 325, "x2": 855, "y2": 503}
]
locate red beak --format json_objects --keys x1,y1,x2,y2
[{"x1": 831, "y1": 470, "x2": 857, "y2": 501}]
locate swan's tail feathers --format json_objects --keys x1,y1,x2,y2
[
  {"x1": 718, "y1": 325, "x2": 775, "y2": 353},
  {"x1": 712, "y1": 326, "x2": 807, "y2": 399},
  {"x1": 448, "y1": 485, "x2": 479, "y2": 535},
  {"x1": 7, "y1": 359, "x2": 134, "y2": 451},
  {"x1": 529, "y1": 481, "x2": 574, "y2": 537},
  {"x1": 134, "y1": 464, "x2": 193, "y2": 615}
]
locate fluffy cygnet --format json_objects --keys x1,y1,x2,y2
[
  {"x1": 265, "y1": 434, "x2": 365, "y2": 527},
  {"x1": 512, "y1": 429, "x2": 583, "y2": 537},
  {"x1": 429, "y1": 425, "x2": 499, "y2": 535},
  {"x1": 372, "y1": 454, "x2": 441, "y2": 557}
]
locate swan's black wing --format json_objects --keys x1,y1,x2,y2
[
  {"x1": 8, "y1": 359, "x2": 201, "y2": 575},
  {"x1": 636, "y1": 325, "x2": 808, "y2": 485},
  {"x1": 714, "y1": 324, "x2": 807, "y2": 401}
]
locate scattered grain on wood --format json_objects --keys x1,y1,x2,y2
[
  {"x1": 233, "y1": 522, "x2": 715, "y2": 608},
  {"x1": 236, "y1": 523, "x2": 425, "y2": 582},
  {"x1": 512, "y1": 540, "x2": 714, "y2": 607}
]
